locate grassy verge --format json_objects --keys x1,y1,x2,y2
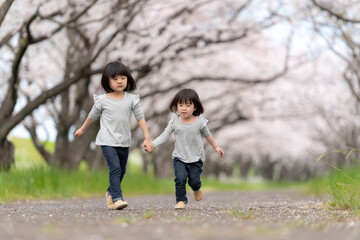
[
  {"x1": 1, "y1": 137, "x2": 175, "y2": 202},
  {"x1": 0, "y1": 166, "x2": 176, "y2": 202},
  {"x1": 0, "y1": 165, "x2": 317, "y2": 203},
  {"x1": 0, "y1": 137, "x2": 331, "y2": 203},
  {"x1": 316, "y1": 148, "x2": 360, "y2": 211}
]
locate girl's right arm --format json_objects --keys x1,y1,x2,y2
[
  {"x1": 149, "y1": 118, "x2": 174, "y2": 152},
  {"x1": 74, "y1": 117, "x2": 94, "y2": 138},
  {"x1": 75, "y1": 94, "x2": 101, "y2": 138}
]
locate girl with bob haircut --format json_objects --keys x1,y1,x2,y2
[
  {"x1": 146, "y1": 88, "x2": 224, "y2": 209},
  {"x1": 101, "y1": 62, "x2": 136, "y2": 93},
  {"x1": 75, "y1": 61, "x2": 153, "y2": 210}
]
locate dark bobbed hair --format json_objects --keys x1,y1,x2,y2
[
  {"x1": 101, "y1": 62, "x2": 136, "y2": 93},
  {"x1": 169, "y1": 88, "x2": 204, "y2": 116}
]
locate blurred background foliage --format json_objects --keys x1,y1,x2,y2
[{"x1": 1, "y1": 0, "x2": 360, "y2": 187}]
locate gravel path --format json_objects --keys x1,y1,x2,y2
[{"x1": 1, "y1": 189, "x2": 359, "y2": 240}]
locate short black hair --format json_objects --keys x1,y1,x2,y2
[
  {"x1": 169, "y1": 88, "x2": 204, "y2": 116},
  {"x1": 101, "y1": 62, "x2": 136, "y2": 93}
]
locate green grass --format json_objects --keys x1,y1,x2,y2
[
  {"x1": 1, "y1": 164, "x2": 315, "y2": 203},
  {"x1": 0, "y1": 163, "x2": 177, "y2": 202},
  {"x1": 12, "y1": 137, "x2": 51, "y2": 168},
  {"x1": 229, "y1": 208, "x2": 255, "y2": 219},
  {"x1": 0, "y1": 166, "x2": 107, "y2": 201},
  {"x1": 327, "y1": 167, "x2": 360, "y2": 211},
  {"x1": 316, "y1": 148, "x2": 360, "y2": 211},
  {"x1": 142, "y1": 209, "x2": 155, "y2": 219},
  {"x1": 0, "y1": 137, "x2": 175, "y2": 202},
  {"x1": 0, "y1": 137, "x2": 331, "y2": 203}
]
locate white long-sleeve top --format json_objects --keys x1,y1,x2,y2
[
  {"x1": 88, "y1": 92, "x2": 144, "y2": 147},
  {"x1": 152, "y1": 116, "x2": 211, "y2": 163}
]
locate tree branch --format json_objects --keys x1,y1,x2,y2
[
  {"x1": 0, "y1": 13, "x2": 37, "y2": 122},
  {"x1": 33, "y1": 0, "x2": 98, "y2": 43},
  {"x1": 24, "y1": 117, "x2": 52, "y2": 164},
  {"x1": 311, "y1": 0, "x2": 360, "y2": 23},
  {"x1": 0, "y1": 65, "x2": 91, "y2": 141},
  {"x1": 0, "y1": 0, "x2": 14, "y2": 27}
]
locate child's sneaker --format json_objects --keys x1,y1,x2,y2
[
  {"x1": 175, "y1": 201, "x2": 186, "y2": 210},
  {"x1": 106, "y1": 192, "x2": 116, "y2": 210},
  {"x1": 194, "y1": 189, "x2": 203, "y2": 201},
  {"x1": 114, "y1": 200, "x2": 128, "y2": 210}
]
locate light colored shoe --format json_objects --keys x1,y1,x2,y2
[
  {"x1": 175, "y1": 201, "x2": 186, "y2": 210},
  {"x1": 194, "y1": 189, "x2": 203, "y2": 201},
  {"x1": 114, "y1": 200, "x2": 128, "y2": 210},
  {"x1": 106, "y1": 192, "x2": 116, "y2": 210}
]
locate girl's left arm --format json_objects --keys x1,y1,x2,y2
[
  {"x1": 206, "y1": 135, "x2": 224, "y2": 157},
  {"x1": 132, "y1": 95, "x2": 153, "y2": 151},
  {"x1": 138, "y1": 119, "x2": 153, "y2": 150}
]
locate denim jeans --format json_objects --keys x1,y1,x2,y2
[
  {"x1": 101, "y1": 146, "x2": 129, "y2": 202},
  {"x1": 173, "y1": 158, "x2": 203, "y2": 204}
]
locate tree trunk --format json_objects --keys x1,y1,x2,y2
[
  {"x1": 151, "y1": 141, "x2": 174, "y2": 178},
  {"x1": 50, "y1": 105, "x2": 100, "y2": 169},
  {"x1": 84, "y1": 146, "x2": 107, "y2": 170},
  {"x1": 0, "y1": 139, "x2": 14, "y2": 170},
  {"x1": 40, "y1": 20, "x2": 100, "y2": 170}
]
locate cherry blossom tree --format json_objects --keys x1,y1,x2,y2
[
  {"x1": 307, "y1": 0, "x2": 360, "y2": 163},
  {"x1": 2, "y1": 0, "x2": 320, "y2": 179},
  {"x1": 1, "y1": 0, "x2": 301, "y2": 175},
  {"x1": 0, "y1": 0, "x2": 125, "y2": 169}
]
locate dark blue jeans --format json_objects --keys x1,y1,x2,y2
[
  {"x1": 173, "y1": 158, "x2": 203, "y2": 204},
  {"x1": 101, "y1": 146, "x2": 129, "y2": 202}
]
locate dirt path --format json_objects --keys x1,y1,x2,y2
[{"x1": 1, "y1": 189, "x2": 359, "y2": 240}]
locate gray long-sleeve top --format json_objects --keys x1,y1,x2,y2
[
  {"x1": 88, "y1": 92, "x2": 144, "y2": 147},
  {"x1": 152, "y1": 116, "x2": 211, "y2": 163}
]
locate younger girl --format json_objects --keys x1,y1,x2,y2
[
  {"x1": 75, "y1": 61, "x2": 153, "y2": 210},
  {"x1": 147, "y1": 88, "x2": 224, "y2": 209}
]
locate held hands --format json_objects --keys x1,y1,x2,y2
[
  {"x1": 141, "y1": 141, "x2": 223, "y2": 156},
  {"x1": 142, "y1": 139, "x2": 154, "y2": 153}
]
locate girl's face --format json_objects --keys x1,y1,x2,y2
[
  {"x1": 109, "y1": 75, "x2": 127, "y2": 92},
  {"x1": 177, "y1": 100, "x2": 196, "y2": 119}
]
